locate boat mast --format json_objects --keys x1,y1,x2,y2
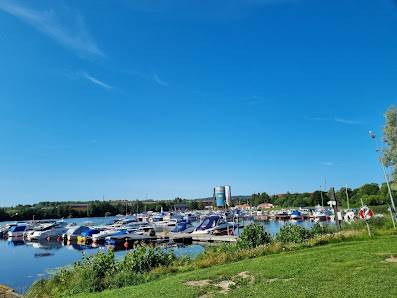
[
  {"x1": 320, "y1": 185, "x2": 323, "y2": 206},
  {"x1": 346, "y1": 183, "x2": 350, "y2": 210}
]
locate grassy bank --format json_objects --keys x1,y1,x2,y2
[
  {"x1": 77, "y1": 235, "x2": 397, "y2": 297},
  {"x1": 26, "y1": 219, "x2": 397, "y2": 297}
]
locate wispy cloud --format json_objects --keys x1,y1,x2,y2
[
  {"x1": 124, "y1": 69, "x2": 168, "y2": 87},
  {"x1": 308, "y1": 116, "x2": 362, "y2": 125},
  {"x1": 82, "y1": 73, "x2": 112, "y2": 89},
  {"x1": 0, "y1": 1, "x2": 104, "y2": 58},
  {"x1": 334, "y1": 117, "x2": 362, "y2": 125},
  {"x1": 321, "y1": 162, "x2": 334, "y2": 166},
  {"x1": 152, "y1": 72, "x2": 168, "y2": 87}
]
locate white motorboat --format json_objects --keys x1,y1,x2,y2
[
  {"x1": 312, "y1": 205, "x2": 331, "y2": 221},
  {"x1": 29, "y1": 227, "x2": 69, "y2": 241},
  {"x1": 192, "y1": 215, "x2": 235, "y2": 235},
  {"x1": 62, "y1": 225, "x2": 90, "y2": 242},
  {"x1": 7, "y1": 225, "x2": 29, "y2": 238}
]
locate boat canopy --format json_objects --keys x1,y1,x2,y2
[
  {"x1": 195, "y1": 216, "x2": 221, "y2": 231},
  {"x1": 111, "y1": 230, "x2": 129, "y2": 236},
  {"x1": 9, "y1": 225, "x2": 28, "y2": 232},
  {"x1": 80, "y1": 229, "x2": 101, "y2": 237},
  {"x1": 66, "y1": 225, "x2": 89, "y2": 235},
  {"x1": 171, "y1": 222, "x2": 187, "y2": 233}
]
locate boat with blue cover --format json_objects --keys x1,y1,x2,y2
[
  {"x1": 170, "y1": 222, "x2": 195, "y2": 233},
  {"x1": 192, "y1": 215, "x2": 235, "y2": 235},
  {"x1": 7, "y1": 225, "x2": 29, "y2": 238}
]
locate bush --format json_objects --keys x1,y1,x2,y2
[
  {"x1": 276, "y1": 224, "x2": 310, "y2": 244},
  {"x1": 26, "y1": 243, "x2": 177, "y2": 297},
  {"x1": 343, "y1": 216, "x2": 392, "y2": 231},
  {"x1": 237, "y1": 223, "x2": 272, "y2": 249},
  {"x1": 118, "y1": 243, "x2": 176, "y2": 274},
  {"x1": 311, "y1": 223, "x2": 335, "y2": 237}
]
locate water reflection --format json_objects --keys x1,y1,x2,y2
[
  {"x1": 27, "y1": 240, "x2": 63, "y2": 250},
  {"x1": 8, "y1": 239, "x2": 25, "y2": 247},
  {"x1": 34, "y1": 252, "x2": 54, "y2": 258}
]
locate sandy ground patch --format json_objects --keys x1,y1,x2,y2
[
  {"x1": 185, "y1": 271, "x2": 256, "y2": 295},
  {"x1": 266, "y1": 278, "x2": 294, "y2": 283},
  {"x1": 217, "y1": 280, "x2": 235, "y2": 294},
  {"x1": 385, "y1": 255, "x2": 397, "y2": 263},
  {"x1": 185, "y1": 280, "x2": 211, "y2": 287},
  {"x1": 236, "y1": 271, "x2": 255, "y2": 282}
]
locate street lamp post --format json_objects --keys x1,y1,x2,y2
[{"x1": 369, "y1": 131, "x2": 397, "y2": 226}]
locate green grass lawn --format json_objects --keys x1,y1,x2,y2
[{"x1": 75, "y1": 235, "x2": 397, "y2": 297}]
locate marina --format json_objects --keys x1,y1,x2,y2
[{"x1": 0, "y1": 212, "x2": 340, "y2": 294}]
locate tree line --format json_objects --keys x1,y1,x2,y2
[
  {"x1": 232, "y1": 182, "x2": 396, "y2": 209},
  {"x1": 1, "y1": 181, "x2": 395, "y2": 222},
  {"x1": 0, "y1": 197, "x2": 206, "y2": 222}
]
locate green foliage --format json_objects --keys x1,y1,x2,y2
[
  {"x1": 26, "y1": 243, "x2": 177, "y2": 297},
  {"x1": 237, "y1": 223, "x2": 272, "y2": 249},
  {"x1": 119, "y1": 243, "x2": 176, "y2": 274},
  {"x1": 276, "y1": 224, "x2": 310, "y2": 244},
  {"x1": 381, "y1": 105, "x2": 397, "y2": 186},
  {"x1": 310, "y1": 223, "x2": 335, "y2": 236},
  {"x1": 343, "y1": 216, "x2": 393, "y2": 231}
]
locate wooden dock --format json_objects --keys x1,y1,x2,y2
[
  {"x1": 117, "y1": 233, "x2": 238, "y2": 245},
  {"x1": 164, "y1": 233, "x2": 238, "y2": 243}
]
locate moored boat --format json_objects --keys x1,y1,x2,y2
[{"x1": 192, "y1": 215, "x2": 235, "y2": 235}]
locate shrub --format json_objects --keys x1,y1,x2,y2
[
  {"x1": 26, "y1": 243, "x2": 177, "y2": 297},
  {"x1": 311, "y1": 223, "x2": 335, "y2": 237},
  {"x1": 276, "y1": 224, "x2": 310, "y2": 244},
  {"x1": 236, "y1": 223, "x2": 272, "y2": 249}
]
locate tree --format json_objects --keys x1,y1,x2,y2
[
  {"x1": 358, "y1": 183, "x2": 379, "y2": 196},
  {"x1": 381, "y1": 105, "x2": 397, "y2": 188},
  {"x1": 336, "y1": 187, "x2": 353, "y2": 206},
  {"x1": 189, "y1": 201, "x2": 198, "y2": 210},
  {"x1": 312, "y1": 191, "x2": 323, "y2": 206},
  {"x1": 380, "y1": 182, "x2": 397, "y2": 204},
  {"x1": 197, "y1": 201, "x2": 204, "y2": 210},
  {"x1": 260, "y1": 192, "x2": 270, "y2": 203}
]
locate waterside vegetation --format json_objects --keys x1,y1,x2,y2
[{"x1": 26, "y1": 216, "x2": 397, "y2": 297}]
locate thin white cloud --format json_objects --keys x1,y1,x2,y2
[
  {"x1": 334, "y1": 117, "x2": 361, "y2": 125},
  {"x1": 124, "y1": 69, "x2": 168, "y2": 87},
  {"x1": 82, "y1": 73, "x2": 112, "y2": 89},
  {"x1": 152, "y1": 73, "x2": 168, "y2": 87},
  {"x1": 321, "y1": 162, "x2": 334, "y2": 166},
  {"x1": 0, "y1": 1, "x2": 104, "y2": 58}
]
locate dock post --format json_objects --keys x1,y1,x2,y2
[{"x1": 329, "y1": 187, "x2": 340, "y2": 231}]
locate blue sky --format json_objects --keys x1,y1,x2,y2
[{"x1": 0, "y1": 0, "x2": 396, "y2": 206}]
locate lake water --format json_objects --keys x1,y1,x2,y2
[{"x1": 0, "y1": 216, "x2": 330, "y2": 294}]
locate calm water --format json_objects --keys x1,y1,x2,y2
[{"x1": 0, "y1": 216, "x2": 330, "y2": 294}]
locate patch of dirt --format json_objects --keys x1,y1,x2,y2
[
  {"x1": 266, "y1": 278, "x2": 294, "y2": 283},
  {"x1": 385, "y1": 255, "x2": 397, "y2": 263},
  {"x1": 217, "y1": 280, "x2": 235, "y2": 294},
  {"x1": 355, "y1": 267, "x2": 362, "y2": 270},
  {"x1": 236, "y1": 271, "x2": 255, "y2": 282},
  {"x1": 185, "y1": 280, "x2": 211, "y2": 287},
  {"x1": 185, "y1": 272, "x2": 256, "y2": 295}
]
